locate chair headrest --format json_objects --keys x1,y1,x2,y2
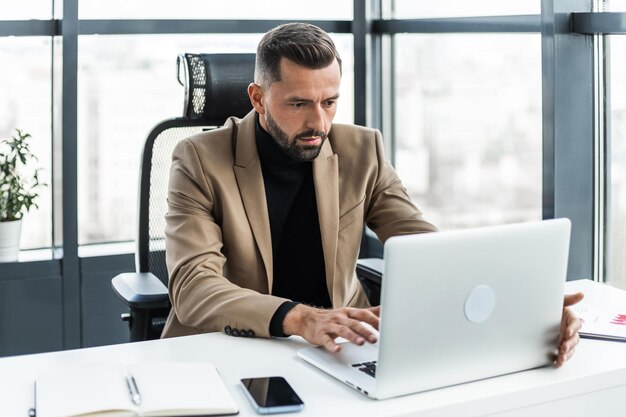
[{"x1": 177, "y1": 53, "x2": 255, "y2": 120}]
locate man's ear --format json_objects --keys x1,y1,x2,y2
[{"x1": 247, "y1": 83, "x2": 265, "y2": 115}]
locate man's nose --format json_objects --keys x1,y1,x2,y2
[{"x1": 306, "y1": 104, "x2": 326, "y2": 133}]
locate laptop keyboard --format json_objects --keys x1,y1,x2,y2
[{"x1": 352, "y1": 360, "x2": 377, "y2": 377}]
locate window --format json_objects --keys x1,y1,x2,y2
[
  {"x1": 0, "y1": 37, "x2": 53, "y2": 249},
  {"x1": 0, "y1": 0, "x2": 51, "y2": 20},
  {"x1": 6, "y1": 0, "x2": 626, "y2": 354},
  {"x1": 78, "y1": 0, "x2": 352, "y2": 20},
  {"x1": 607, "y1": 0, "x2": 626, "y2": 11},
  {"x1": 77, "y1": 33, "x2": 354, "y2": 244},
  {"x1": 393, "y1": 34, "x2": 542, "y2": 230},
  {"x1": 392, "y1": 0, "x2": 539, "y2": 18},
  {"x1": 608, "y1": 36, "x2": 626, "y2": 290}
]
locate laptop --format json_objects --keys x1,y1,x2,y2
[{"x1": 297, "y1": 218, "x2": 571, "y2": 400}]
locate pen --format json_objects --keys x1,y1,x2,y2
[
  {"x1": 28, "y1": 381, "x2": 36, "y2": 417},
  {"x1": 126, "y1": 374, "x2": 142, "y2": 406}
]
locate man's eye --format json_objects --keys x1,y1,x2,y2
[
  {"x1": 290, "y1": 102, "x2": 305, "y2": 108},
  {"x1": 324, "y1": 100, "x2": 336, "y2": 107}
]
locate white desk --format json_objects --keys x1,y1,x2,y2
[{"x1": 2, "y1": 279, "x2": 626, "y2": 417}]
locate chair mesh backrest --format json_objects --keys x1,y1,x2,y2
[
  {"x1": 140, "y1": 53, "x2": 255, "y2": 284},
  {"x1": 145, "y1": 125, "x2": 214, "y2": 284}
]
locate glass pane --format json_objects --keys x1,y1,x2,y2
[
  {"x1": 79, "y1": 0, "x2": 352, "y2": 20},
  {"x1": 393, "y1": 34, "x2": 542, "y2": 231},
  {"x1": 77, "y1": 33, "x2": 353, "y2": 245},
  {"x1": 393, "y1": 0, "x2": 539, "y2": 18},
  {"x1": 606, "y1": 0, "x2": 626, "y2": 11},
  {"x1": 0, "y1": 0, "x2": 51, "y2": 20},
  {"x1": 608, "y1": 36, "x2": 626, "y2": 290},
  {"x1": 0, "y1": 37, "x2": 53, "y2": 250}
]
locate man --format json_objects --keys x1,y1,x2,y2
[{"x1": 162, "y1": 22, "x2": 582, "y2": 366}]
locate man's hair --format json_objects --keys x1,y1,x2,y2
[{"x1": 255, "y1": 22, "x2": 342, "y2": 86}]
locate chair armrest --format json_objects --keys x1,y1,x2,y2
[
  {"x1": 356, "y1": 258, "x2": 384, "y2": 306},
  {"x1": 356, "y1": 258, "x2": 384, "y2": 285},
  {"x1": 111, "y1": 272, "x2": 170, "y2": 309}
]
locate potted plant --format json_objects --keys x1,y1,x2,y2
[{"x1": 0, "y1": 129, "x2": 45, "y2": 262}]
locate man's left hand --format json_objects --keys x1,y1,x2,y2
[{"x1": 556, "y1": 292, "x2": 584, "y2": 367}]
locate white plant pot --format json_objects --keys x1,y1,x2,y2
[{"x1": 0, "y1": 219, "x2": 22, "y2": 262}]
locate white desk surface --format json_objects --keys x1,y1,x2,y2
[{"x1": 2, "y1": 279, "x2": 626, "y2": 417}]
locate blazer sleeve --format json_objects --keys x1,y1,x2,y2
[
  {"x1": 365, "y1": 130, "x2": 438, "y2": 242},
  {"x1": 165, "y1": 138, "x2": 289, "y2": 338}
]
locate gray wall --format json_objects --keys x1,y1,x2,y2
[
  {"x1": 80, "y1": 254, "x2": 134, "y2": 348},
  {"x1": 0, "y1": 261, "x2": 63, "y2": 356},
  {"x1": 0, "y1": 254, "x2": 134, "y2": 357}
]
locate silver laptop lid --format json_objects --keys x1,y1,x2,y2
[{"x1": 375, "y1": 219, "x2": 570, "y2": 399}]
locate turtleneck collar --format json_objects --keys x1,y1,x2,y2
[{"x1": 255, "y1": 113, "x2": 308, "y2": 168}]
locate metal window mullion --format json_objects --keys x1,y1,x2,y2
[
  {"x1": 77, "y1": 19, "x2": 351, "y2": 35},
  {"x1": 593, "y1": 31, "x2": 607, "y2": 283},
  {"x1": 353, "y1": 0, "x2": 366, "y2": 126},
  {"x1": 61, "y1": 0, "x2": 81, "y2": 349},
  {"x1": 354, "y1": 0, "x2": 385, "y2": 131},
  {"x1": 603, "y1": 35, "x2": 613, "y2": 284},
  {"x1": 0, "y1": 20, "x2": 59, "y2": 37},
  {"x1": 384, "y1": 34, "x2": 395, "y2": 164},
  {"x1": 367, "y1": 34, "x2": 384, "y2": 131},
  {"x1": 373, "y1": 15, "x2": 541, "y2": 34},
  {"x1": 542, "y1": 0, "x2": 596, "y2": 281},
  {"x1": 572, "y1": 12, "x2": 626, "y2": 34}
]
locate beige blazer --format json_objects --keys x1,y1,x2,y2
[{"x1": 162, "y1": 110, "x2": 436, "y2": 339}]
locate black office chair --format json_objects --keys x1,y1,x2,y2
[
  {"x1": 111, "y1": 53, "x2": 384, "y2": 342},
  {"x1": 111, "y1": 53, "x2": 257, "y2": 342}
]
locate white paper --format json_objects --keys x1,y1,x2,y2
[{"x1": 572, "y1": 303, "x2": 626, "y2": 340}]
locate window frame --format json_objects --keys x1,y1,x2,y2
[{"x1": 1, "y1": 0, "x2": 622, "y2": 350}]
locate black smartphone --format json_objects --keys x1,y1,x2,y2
[{"x1": 240, "y1": 376, "x2": 304, "y2": 414}]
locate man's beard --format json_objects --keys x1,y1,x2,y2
[{"x1": 264, "y1": 109, "x2": 327, "y2": 162}]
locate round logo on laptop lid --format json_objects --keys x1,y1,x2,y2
[{"x1": 464, "y1": 285, "x2": 496, "y2": 323}]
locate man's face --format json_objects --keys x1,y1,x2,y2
[{"x1": 253, "y1": 58, "x2": 341, "y2": 162}]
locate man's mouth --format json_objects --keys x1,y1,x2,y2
[{"x1": 298, "y1": 137, "x2": 322, "y2": 145}]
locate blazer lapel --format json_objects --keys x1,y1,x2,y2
[
  {"x1": 233, "y1": 111, "x2": 274, "y2": 291},
  {"x1": 313, "y1": 139, "x2": 340, "y2": 306}
]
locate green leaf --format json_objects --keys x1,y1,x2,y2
[{"x1": 0, "y1": 128, "x2": 45, "y2": 220}]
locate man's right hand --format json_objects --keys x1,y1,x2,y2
[{"x1": 282, "y1": 304, "x2": 381, "y2": 352}]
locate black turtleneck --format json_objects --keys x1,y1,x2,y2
[{"x1": 255, "y1": 116, "x2": 331, "y2": 337}]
